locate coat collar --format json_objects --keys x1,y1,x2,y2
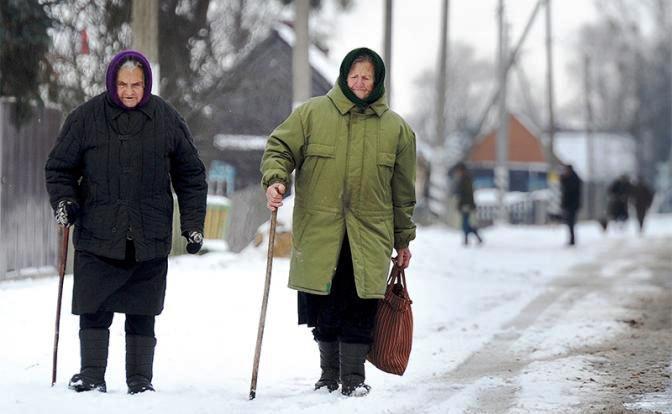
[
  {"x1": 326, "y1": 85, "x2": 389, "y2": 117},
  {"x1": 105, "y1": 94, "x2": 155, "y2": 120}
]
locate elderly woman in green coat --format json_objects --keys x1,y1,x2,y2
[{"x1": 261, "y1": 47, "x2": 416, "y2": 396}]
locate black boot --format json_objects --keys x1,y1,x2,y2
[
  {"x1": 340, "y1": 342, "x2": 371, "y2": 397},
  {"x1": 126, "y1": 335, "x2": 157, "y2": 394},
  {"x1": 314, "y1": 341, "x2": 339, "y2": 392},
  {"x1": 68, "y1": 329, "x2": 109, "y2": 392}
]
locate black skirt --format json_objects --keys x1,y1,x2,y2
[
  {"x1": 297, "y1": 233, "x2": 379, "y2": 343},
  {"x1": 72, "y1": 241, "x2": 168, "y2": 315}
]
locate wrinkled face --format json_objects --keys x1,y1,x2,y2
[
  {"x1": 347, "y1": 61, "x2": 375, "y2": 100},
  {"x1": 116, "y1": 67, "x2": 145, "y2": 108}
]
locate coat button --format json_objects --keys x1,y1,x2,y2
[{"x1": 112, "y1": 226, "x2": 117, "y2": 233}]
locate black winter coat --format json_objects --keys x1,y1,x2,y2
[
  {"x1": 561, "y1": 170, "x2": 582, "y2": 212},
  {"x1": 45, "y1": 93, "x2": 207, "y2": 261},
  {"x1": 454, "y1": 173, "x2": 476, "y2": 212}
]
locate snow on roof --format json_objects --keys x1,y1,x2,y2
[
  {"x1": 554, "y1": 131, "x2": 637, "y2": 182},
  {"x1": 274, "y1": 23, "x2": 338, "y2": 84},
  {"x1": 214, "y1": 134, "x2": 267, "y2": 151}
]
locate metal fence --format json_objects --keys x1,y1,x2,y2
[
  {"x1": 473, "y1": 183, "x2": 614, "y2": 227},
  {"x1": 0, "y1": 99, "x2": 62, "y2": 281}
]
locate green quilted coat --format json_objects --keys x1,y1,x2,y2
[{"x1": 261, "y1": 85, "x2": 416, "y2": 299}]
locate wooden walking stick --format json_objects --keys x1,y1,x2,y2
[
  {"x1": 51, "y1": 226, "x2": 70, "y2": 386},
  {"x1": 249, "y1": 210, "x2": 278, "y2": 400}
]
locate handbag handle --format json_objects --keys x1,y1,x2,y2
[{"x1": 388, "y1": 257, "x2": 408, "y2": 290}]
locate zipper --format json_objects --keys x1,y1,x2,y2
[{"x1": 343, "y1": 112, "x2": 352, "y2": 213}]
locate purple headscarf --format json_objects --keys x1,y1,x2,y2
[{"x1": 105, "y1": 50, "x2": 153, "y2": 109}]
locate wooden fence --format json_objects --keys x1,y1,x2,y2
[{"x1": 0, "y1": 99, "x2": 62, "y2": 281}]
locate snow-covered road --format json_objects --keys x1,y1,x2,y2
[{"x1": 1, "y1": 215, "x2": 671, "y2": 413}]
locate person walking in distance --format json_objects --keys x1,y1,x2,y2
[
  {"x1": 452, "y1": 162, "x2": 483, "y2": 246},
  {"x1": 631, "y1": 177, "x2": 654, "y2": 234},
  {"x1": 45, "y1": 50, "x2": 207, "y2": 394},
  {"x1": 261, "y1": 48, "x2": 416, "y2": 397},
  {"x1": 560, "y1": 164, "x2": 582, "y2": 246}
]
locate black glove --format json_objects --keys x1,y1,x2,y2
[
  {"x1": 55, "y1": 200, "x2": 79, "y2": 227},
  {"x1": 183, "y1": 231, "x2": 204, "y2": 254}
]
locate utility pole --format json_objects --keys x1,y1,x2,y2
[
  {"x1": 584, "y1": 54, "x2": 595, "y2": 219},
  {"x1": 435, "y1": 0, "x2": 450, "y2": 147},
  {"x1": 495, "y1": 0, "x2": 509, "y2": 223},
  {"x1": 632, "y1": 25, "x2": 645, "y2": 180},
  {"x1": 669, "y1": 8, "x2": 672, "y2": 185},
  {"x1": 292, "y1": 0, "x2": 311, "y2": 108},
  {"x1": 131, "y1": 0, "x2": 159, "y2": 95},
  {"x1": 544, "y1": 0, "x2": 561, "y2": 217},
  {"x1": 430, "y1": 0, "x2": 450, "y2": 223},
  {"x1": 383, "y1": 0, "x2": 393, "y2": 105},
  {"x1": 544, "y1": 0, "x2": 556, "y2": 166},
  {"x1": 472, "y1": 0, "x2": 543, "y2": 140}
]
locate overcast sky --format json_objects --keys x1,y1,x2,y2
[{"x1": 324, "y1": 0, "x2": 599, "y2": 118}]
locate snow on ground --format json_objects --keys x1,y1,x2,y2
[{"x1": 1, "y1": 215, "x2": 671, "y2": 413}]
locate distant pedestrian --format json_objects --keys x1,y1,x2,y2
[
  {"x1": 45, "y1": 50, "x2": 207, "y2": 394},
  {"x1": 631, "y1": 178, "x2": 654, "y2": 233},
  {"x1": 560, "y1": 164, "x2": 582, "y2": 246},
  {"x1": 452, "y1": 162, "x2": 483, "y2": 246},
  {"x1": 607, "y1": 174, "x2": 632, "y2": 225}
]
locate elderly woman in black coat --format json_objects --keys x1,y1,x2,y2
[{"x1": 45, "y1": 50, "x2": 207, "y2": 394}]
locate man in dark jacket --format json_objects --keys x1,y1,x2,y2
[
  {"x1": 452, "y1": 162, "x2": 483, "y2": 245},
  {"x1": 560, "y1": 164, "x2": 582, "y2": 245},
  {"x1": 607, "y1": 174, "x2": 632, "y2": 224},
  {"x1": 45, "y1": 50, "x2": 207, "y2": 394}
]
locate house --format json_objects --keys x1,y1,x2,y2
[
  {"x1": 201, "y1": 23, "x2": 336, "y2": 195},
  {"x1": 423, "y1": 112, "x2": 640, "y2": 224},
  {"x1": 466, "y1": 113, "x2": 549, "y2": 192},
  {"x1": 196, "y1": 23, "x2": 337, "y2": 252}
]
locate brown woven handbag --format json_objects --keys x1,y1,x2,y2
[{"x1": 367, "y1": 262, "x2": 413, "y2": 375}]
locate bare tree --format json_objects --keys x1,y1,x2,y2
[
  {"x1": 565, "y1": 0, "x2": 671, "y2": 180},
  {"x1": 408, "y1": 42, "x2": 494, "y2": 147}
]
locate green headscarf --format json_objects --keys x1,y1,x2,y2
[{"x1": 337, "y1": 47, "x2": 386, "y2": 108}]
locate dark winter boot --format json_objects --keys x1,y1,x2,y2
[
  {"x1": 314, "y1": 341, "x2": 340, "y2": 392},
  {"x1": 125, "y1": 335, "x2": 157, "y2": 394},
  {"x1": 339, "y1": 342, "x2": 371, "y2": 397},
  {"x1": 68, "y1": 329, "x2": 109, "y2": 392}
]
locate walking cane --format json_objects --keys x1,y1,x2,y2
[
  {"x1": 249, "y1": 210, "x2": 278, "y2": 400},
  {"x1": 51, "y1": 225, "x2": 70, "y2": 386}
]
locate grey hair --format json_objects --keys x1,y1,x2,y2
[
  {"x1": 119, "y1": 58, "x2": 143, "y2": 72},
  {"x1": 352, "y1": 54, "x2": 374, "y2": 67}
]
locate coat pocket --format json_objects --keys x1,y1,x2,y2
[
  {"x1": 141, "y1": 195, "x2": 173, "y2": 240},
  {"x1": 305, "y1": 143, "x2": 336, "y2": 158},
  {"x1": 377, "y1": 152, "x2": 395, "y2": 168},
  {"x1": 299, "y1": 144, "x2": 336, "y2": 204}
]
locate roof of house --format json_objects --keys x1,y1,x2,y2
[
  {"x1": 468, "y1": 113, "x2": 547, "y2": 165},
  {"x1": 274, "y1": 23, "x2": 338, "y2": 84},
  {"x1": 214, "y1": 134, "x2": 267, "y2": 151}
]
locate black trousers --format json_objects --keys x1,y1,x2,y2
[
  {"x1": 298, "y1": 233, "x2": 379, "y2": 344},
  {"x1": 80, "y1": 311, "x2": 155, "y2": 337},
  {"x1": 564, "y1": 209, "x2": 577, "y2": 245}
]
